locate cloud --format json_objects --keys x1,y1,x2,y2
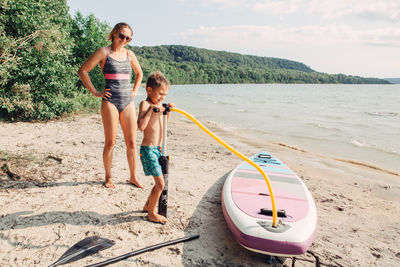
[
  {"x1": 186, "y1": 0, "x2": 400, "y2": 22},
  {"x1": 360, "y1": 28, "x2": 400, "y2": 47},
  {"x1": 188, "y1": 0, "x2": 246, "y2": 8},
  {"x1": 180, "y1": 24, "x2": 400, "y2": 49},
  {"x1": 251, "y1": 0, "x2": 301, "y2": 14},
  {"x1": 308, "y1": 0, "x2": 400, "y2": 22}
]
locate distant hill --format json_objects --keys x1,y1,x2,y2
[
  {"x1": 130, "y1": 45, "x2": 389, "y2": 85},
  {"x1": 384, "y1": 78, "x2": 400, "y2": 84}
]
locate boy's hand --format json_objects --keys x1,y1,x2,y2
[
  {"x1": 152, "y1": 104, "x2": 163, "y2": 113},
  {"x1": 168, "y1": 103, "x2": 176, "y2": 109}
]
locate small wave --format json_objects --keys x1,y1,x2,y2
[
  {"x1": 366, "y1": 111, "x2": 398, "y2": 117},
  {"x1": 351, "y1": 139, "x2": 372, "y2": 148},
  {"x1": 236, "y1": 109, "x2": 249, "y2": 113},
  {"x1": 350, "y1": 139, "x2": 399, "y2": 156},
  {"x1": 325, "y1": 114, "x2": 346, "y2": 120},
  {"x1": 212, "y1": 100, "x2": 233, "y2": 106},
  {"x1": 307, "y1": 122, "x2": 342, "y2": 132},
  {"x1": 317, "y1": 124, "x2": 340, "y2": 131}
]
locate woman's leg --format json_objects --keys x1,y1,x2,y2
[
  {"x1": 120, "y1": 101, "x2": 144, "y2": 188},
  {"x1": 101, "y1": 100, "x2": 119, "y2": 188}
]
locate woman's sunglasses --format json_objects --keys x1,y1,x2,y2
[{"x1": 118, "y1": 33, "x2": 132, "y2": 42}]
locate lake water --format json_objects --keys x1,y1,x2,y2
[{"x1": 137, "y1": 84, "x2": 400, "y2": 173}]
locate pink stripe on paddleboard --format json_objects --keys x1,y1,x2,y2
[
  {"x1": 231, "y1": 190, "x2": 307, "y2": 202},
  {"x1": 104, "y1": 73, "x2": 130, "y2": 80},
  {"x1": 230, "y1": 178, "x2": 309, "y2": 221},
  {"x1": 231, "y1": 177, "x2": 306, "y2": 200},
  {"x1": 231, "y1": 191, "x2": 308, "y2": 222},
  {"x1": 236, "y1": 169, "x2": 296, "y2": 178}
]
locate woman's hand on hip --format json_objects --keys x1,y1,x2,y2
[{"x1": 95, "y1": 88, "x2": 111, "y2": 99}]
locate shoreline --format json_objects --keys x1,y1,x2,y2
[
  {"x1": 210, "y1": 121, "x2": 400, "y2": 176},
  {"x1": 199, "y1": 117, "x2": 400, "y2": 179},
  {"x1": 1, "y1": 114, "x2": 400, "y2": 266}
]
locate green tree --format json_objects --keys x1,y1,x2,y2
[
  {"x1": 70, "y1": 11, "x2": 111, "y2": 92},
  {"x1": 131, "y1": 45, "x2": 389, "y2": 85},
  {"x1": 0, "y1": 0, "x2": 77, "y2": 120}
]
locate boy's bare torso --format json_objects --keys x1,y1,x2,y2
[{"x1": 140, "y1": 100, "x2": 164, "y2": 146}]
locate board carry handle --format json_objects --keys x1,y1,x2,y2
[
  {"x1": 170, "y1": 107, "x2": 279, "y2": 227},
  {"x1": 258, "y1": 154, "x2": 272, "y2": 159},
  {"x1": 260, "y1": 208, "x2": 287, "y2": 218}
]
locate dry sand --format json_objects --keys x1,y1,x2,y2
[{"x1": 1, "y1": 113, "x2": 400, "y2": 266}]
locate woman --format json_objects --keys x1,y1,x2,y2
[{"x1": 78, "y1": 22, "x2": 144, "y2": 189}]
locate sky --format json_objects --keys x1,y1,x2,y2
[{"x1": 67, "y1": 0, "x2": 400, "y2": 78}]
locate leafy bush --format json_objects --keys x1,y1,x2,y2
[
  {"x1": 0, "y1": 83, "x2": 35, "y2": 120},
  {"x1": 70, "y1": 12, "x2": 111, "y2": 91},
  {"x1": 0, "y1": 0, "x2": 77, "y2": 120}
]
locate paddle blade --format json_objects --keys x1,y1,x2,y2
[{"x1": 49, "y1": 236, "x2": 115, "y2": 267}]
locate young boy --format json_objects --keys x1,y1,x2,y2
[{"x1": 137, "y1": 71, "x2": 174, "y2": 224}]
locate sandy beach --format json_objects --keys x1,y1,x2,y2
[{"x1": 1, "y1": 113, "x2": 399, "y2": 266}]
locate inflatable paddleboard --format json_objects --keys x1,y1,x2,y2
[{"x1": 222, "y1": 152, "x2": 317, "y2": 256}]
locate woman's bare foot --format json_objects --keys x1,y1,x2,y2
[
  {"x1": 148, "y1": 213, "x2": 167, "y2": 224},
  {"x1": 129, "y1": 177, "x2": 145, "y2": 189},
  {"x1": 104, "y1": 178, "x2": 115, "y2": 188}
]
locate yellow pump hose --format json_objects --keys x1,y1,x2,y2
[{"x1": 171, "y1": 107, "x2": 278, "y2": 227}]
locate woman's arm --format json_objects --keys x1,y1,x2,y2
[
  {"x1": 128, "y1": 50, "x2": 143, "y2": 98},
  {"x1": 78, "y1": 47, "x2": 110, "y2": 98}
]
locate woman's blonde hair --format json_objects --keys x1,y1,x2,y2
[{"x1": 108, "y1": 22, "x2": 133, "y2": 42}]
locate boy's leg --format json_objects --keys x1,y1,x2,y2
[
  {"x1": 120, "y1": 102, "x2": 144, "y2": 188},
  {"x1": 143, "y1": 188, "x2": 154, "y2": 212},
  {"x1": 147, "y1": 175, "x2": 167, "y2": 223},
  {"x1": 101, "y1": 100, "x2": 119, "y2": 188}
]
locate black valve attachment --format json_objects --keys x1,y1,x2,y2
[{"x1": 153, "y1": 103, "x2": 170, "y2": 114}]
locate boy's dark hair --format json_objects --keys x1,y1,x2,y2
[{"x1": 146, "y1": 71, "x2": 170, "y2": 89}]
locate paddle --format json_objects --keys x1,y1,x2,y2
[
  {"x1": 48, "y1": 236, "x2": 115, "y2": 267},
  {"x1": 85, "y1": 234, "x2": 200, "y2": 267}
]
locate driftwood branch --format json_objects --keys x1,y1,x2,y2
[
  {"x1": 48, "y1": 155, "x2": 63, "y2": 163},
  {"x1": 1, "y1": 164, "x2": 21, "y2": 180},
  {"x1": 0, "y1": 30, "x2": 42, "y2": 66}
]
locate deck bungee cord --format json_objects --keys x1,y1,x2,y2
[{"x1": 169, "y1": 106, "x2": 279, "y2": 227}]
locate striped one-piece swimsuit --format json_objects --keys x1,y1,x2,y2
[{"x1": 102, "y1": 48, "x2": 133, "y2": 112}]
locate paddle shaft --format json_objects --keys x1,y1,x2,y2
[
  {"x1": 85, "y1": 234, "x2": 200, "y2": 267},
  {"x1": 157, "y1": 104, "x2": 169, "y2": 217}
]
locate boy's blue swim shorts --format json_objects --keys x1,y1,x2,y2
[{"x1": 140, "y1": 146, "x2": 162, "y2": 177}]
